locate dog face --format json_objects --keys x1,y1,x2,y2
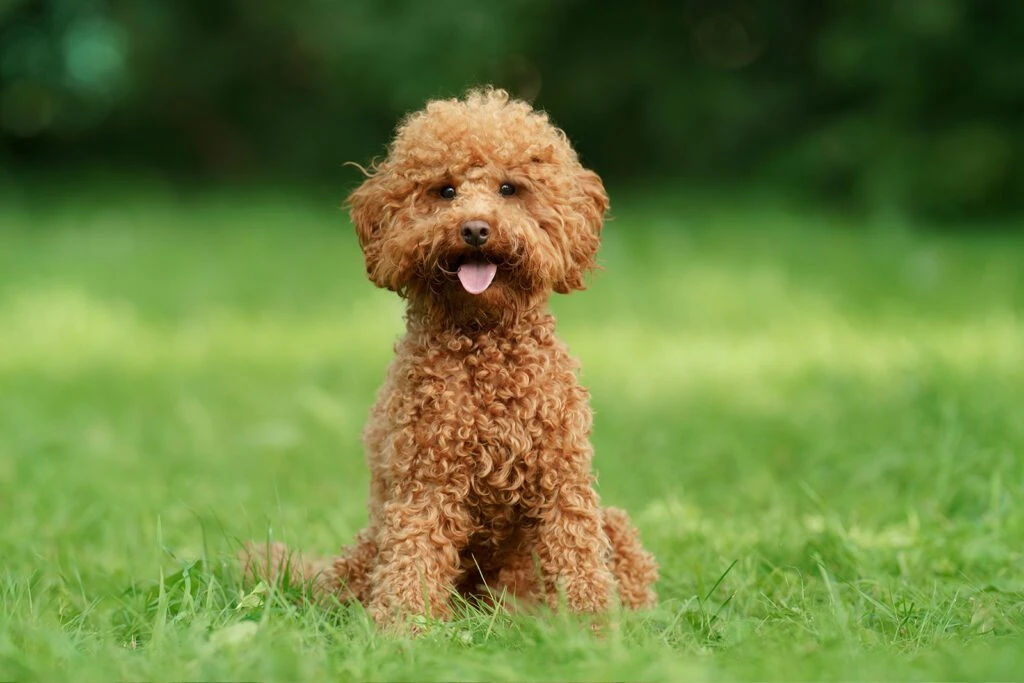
[{"x1": 348, "y1": 89, "x2": 608, "y2": 317}]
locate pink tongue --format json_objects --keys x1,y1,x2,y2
[{"x1": 457, "y1": 261, "x2": 498, "y2": 294}]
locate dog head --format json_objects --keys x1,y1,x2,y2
[{"x1": 347, "y1": 88, "x2": 608, "y2": 321}]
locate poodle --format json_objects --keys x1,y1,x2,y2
[{"x1": 241, "y1": 88, "x2": 657, "y2": 628}]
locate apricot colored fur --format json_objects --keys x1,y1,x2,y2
[{"x1": 241, "y1": 88, "x2": 657, "y2": 627}]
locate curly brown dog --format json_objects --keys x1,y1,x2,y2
[{"x1": 241, "y1": 88, "x2": 657, "y2": 628}]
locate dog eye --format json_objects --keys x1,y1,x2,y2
[
  {"x1": 439, "y1": 185, "x2": 457, "y2": 200},
  {"x1": 498, "y1": 182, "x2": 517, "y2": 197}
]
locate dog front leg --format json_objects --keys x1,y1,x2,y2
[
  {"x1": 366, "y1": 487, "x2": 473, "y2": 628},
  {"x1": 535, "y1": 480, "x2": 615, "y2": 614}
]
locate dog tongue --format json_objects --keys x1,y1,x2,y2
[{"x1": 457, "y1": 260, "x2": 498, "y2": 295}]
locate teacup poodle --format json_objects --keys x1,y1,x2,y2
[{"x1": 242, "y1": 88, "x2": 657, "y2": 628}]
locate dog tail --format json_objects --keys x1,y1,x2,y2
[
  {"x1": 239, "y1": 531, "x2": 378, "y2": 607},
  {"x1": 239, "y1": 540, "x2": 337, "y2": 598}
]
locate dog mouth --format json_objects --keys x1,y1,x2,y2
[{"x1": 455, "y1": 255, "x2": 498, "y2": 295}]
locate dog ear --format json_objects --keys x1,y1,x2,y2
[
  {"x1": 554, "y1": 168, "x2": 609, "y2": 294},
  {"x1": 347, "y1": 172, "x2": 390, "y2": 289}
]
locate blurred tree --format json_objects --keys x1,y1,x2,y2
[{"x1": 1, "y1": 0, "x2": 1022, "y2": 220}]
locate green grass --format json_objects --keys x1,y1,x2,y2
[{"x1": 1, "y1": 184, "x2": 1023, "y2": 680}]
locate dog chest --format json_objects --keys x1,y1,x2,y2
[{"x1": 381, "y1": 329, "x2": 592, "y2": 487}]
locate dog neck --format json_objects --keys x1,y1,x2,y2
[{"x1": 404, "y1": 293, "x2": 555, "y2": 341}]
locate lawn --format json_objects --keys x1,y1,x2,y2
[{"x1": 1, "y1": 184, "x2": 1022, "y2": 680}]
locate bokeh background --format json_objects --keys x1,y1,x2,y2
[{"x1": 2, "y1": 0, "x2": 1023, "y2": 220}]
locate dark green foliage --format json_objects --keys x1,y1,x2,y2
[{"x1": 1, "y1": 0, "x2": 1022, "y2": 219}]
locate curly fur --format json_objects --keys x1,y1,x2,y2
[{"x1": 241, "y1": 88, "x2": 657, "y2": 628}]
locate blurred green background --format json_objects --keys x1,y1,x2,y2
[{"x1": 2, "y1": 0, "x2": 1023, "y2": 220}]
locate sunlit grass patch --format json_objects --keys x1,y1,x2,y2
[
  {"x1": 0, "y1": 286, "x2": 403, "y2": 375},
  {"x1": 4, "y1": 283, "x2": 1019, "y2": 405}
]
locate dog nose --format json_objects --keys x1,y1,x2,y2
[{"x1": 461, "y1": 220, "x2": 490, "y2": 248}]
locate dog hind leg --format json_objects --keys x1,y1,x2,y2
[{"x1": 602, "y1": 506, "x2": 658, "y2": 609}]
